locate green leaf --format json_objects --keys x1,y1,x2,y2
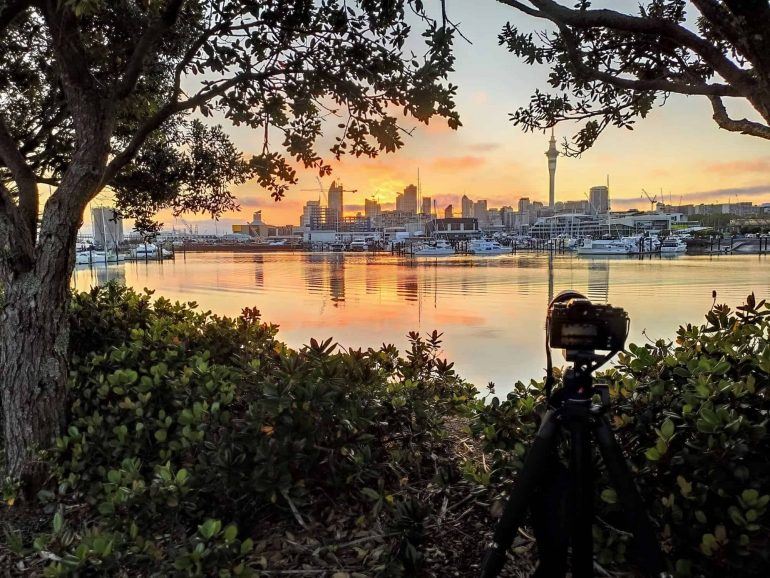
[
  {"x1": 600, "y1": 488, "x2": 617, "y2": 504},
  {"x1": 223, "y1": 524, "x2": 238, "y2": 543},
  {"x1": 661, "y1": 418, "x2": 675, "y2": 439}
]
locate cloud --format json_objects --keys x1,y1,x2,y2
[
  {"x1": 705, "y1": 157, "x2": 770, "y2": 175},
  {"x1": 610, "y1": 184, "x2": 770, "y2": 206},
  {"x1": 429, "y1": 155, "x2": 486, "y2": 171},
  {"x1": 469, "y1": 142, "x2": 502, "y2": 152}
]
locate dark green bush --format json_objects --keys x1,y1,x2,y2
[
  {"x1": 1, "y1": 285, "x2": 476, "y2": 576},
  {"x1": 475, "y1": 295, "x2": 770, "y2": 576}
]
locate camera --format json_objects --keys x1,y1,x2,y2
[{"x1": 547, "y1": 290, "x2": 628, "y2": 352}]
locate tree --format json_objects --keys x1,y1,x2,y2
[
  {"x1": 0, "y1": 0, "x2": 459, "y2": 480},
  {"x1": 497, "y1": 0, "x2": 770, "y2": 154}
]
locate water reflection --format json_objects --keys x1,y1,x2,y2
[{"x1": 72, "y1": 252, "x2": 770, "y2": 395}]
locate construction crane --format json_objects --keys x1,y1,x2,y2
[
  {"x1": 641, "y1": 189, "x2": 658, "y2": 213},
  {"x1": 299, "y1": 177, "x2": 358, "y2": 206}
]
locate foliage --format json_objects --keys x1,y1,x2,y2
[
  {"x1": 498, "y1": 1, "x2": 770, "y2": 153},
  {"x1": 475, "y1": 294, "x2": 770, "y2": 576},
  {"x1": 0, "y1": 285, "x2": 476, "y2": 575}
]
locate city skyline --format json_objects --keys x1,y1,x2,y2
[{"x1": 85, "y1": 0, "x2": 769, "y2": 233}]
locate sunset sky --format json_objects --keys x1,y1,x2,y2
[{"x1": 90, "y1": 1, "x2": 770, "y2": 233}]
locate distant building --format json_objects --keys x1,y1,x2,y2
[
  {"x1": 427, "y1": 217, "x2": 480, "y2": 239},
  {"x1": 421, "y1": 196, "x2": 432, "y2": 216},
  {"x1": 444, "y1": 204, "x2": 454, "y2": 219},
  {"x1": 518, "y1": 197, "x2": 531, "y2": 214},
  {"x1": 461, "y1": 194, "x2": 473, "y2": 218},
  {"x1": 395, "y1": 193, "x2": 405, "y2": 212},
  {"x1": 474, "y1": 200, "x2": 489, "y2": 227},
  {"x1": 365, "y1": 198, "x2": 382, "y2": 226},
  {"x1": 327, "y1": 181, "x2": 344, "y2": 225},
  {"x1": 589, "y1": 186, "x2": 609, "y2": 214},
  {"x1": 380, "y1": 210, "x2": 419, "y2": 229},
  {"x1": 403, "y1": 184, "x2": 418, "y2": 214},
  {"x1": 91, "y1": 206, "x2": 123, "y2": 249}
]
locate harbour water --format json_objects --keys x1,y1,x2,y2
[{"x1": 73, "y1": 252, "x2": 770, "y2": 395}]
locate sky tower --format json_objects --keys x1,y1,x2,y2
[{"x1": 545, "y1": 128, "x2": 559, "y2": 208}]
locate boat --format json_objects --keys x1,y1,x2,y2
[
  {"x1": 468, "y1": 239, "x2": 508, "y2": 255},
  {"x1": 413, "y1": 240, "x2": 455, "y2": 256},
  {"x1": 131, "y1": 243, "x2": 173, "y2": 260},
  {"x1": 330, "y1": 241, "x2": 346, "y2": 252},
  {"x1": 75, "y1": 249, "x2": 126, "y2": 265},
  {"x1": 577, "y1": 237, "x2": 634, "y2": 256},
  {"x1": 349, "y1": 238, "x2": 368, "y2": 252},
  {"x1": 660, "y1": 237, "x2": 687, "y2": 254}
]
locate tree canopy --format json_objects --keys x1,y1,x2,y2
[
  {"x1": 498, "y1": 0, "x2": 770, "y2": 154},
  {"x1": 0, "y1": 0, "x2": 459, "y2": 239}
]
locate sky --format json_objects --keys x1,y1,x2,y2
[{"x1": 92, "y1": 1, "x2": 770, "y2": 233}]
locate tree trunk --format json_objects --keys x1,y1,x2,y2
[{"x1": 0, "y1": 224, "x2": 76, "y2": 480}]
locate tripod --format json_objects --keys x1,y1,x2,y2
[{"x1": 480, "y1": 351, "x2": 664, "y2": 578}]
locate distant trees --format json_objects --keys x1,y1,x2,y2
[
  {"x1": 497, "y1": 1, "x2": 770, "y2": 154},
  {"x1": 0, "y1": 0, "x2": 459, "y2": 480}
]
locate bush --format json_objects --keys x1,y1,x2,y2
[
  {"x1": 475, "y1": 295, "x2": 770, "y2": 576},
  {"x1": 1, "y1": 285, "x2": 477, "y2": 576}
]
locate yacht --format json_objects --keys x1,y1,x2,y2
[
  {"x1": 660, "y1": 237, "x2": 687, "y2": 254},
  {"x1": 75, "y1": 249, "x2": 126, "y2": 265},
  {"x1": 469, "y1": 239, "x2": 508, "y2": 255},
  {"x1": 577, "y1": 238, "x2": 634, "y2": 256},
  {"x1": 330, "y1": 240, "x2": 346, "y2": 252},
  {"x1": 132, "y1": 243, "x2": 172, "y2": 260},
  {"x1": 413, "y1": 240, "x2": 455, "y2": 256}
]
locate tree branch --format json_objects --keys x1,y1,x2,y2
[
  {"x1": 708, "y1": 95, "x2": 770, "y2": 139},
  {"x1": 508, "y1": 0, "x2": 755, "y2": 92},
  {"x1": 113, "y1": 0, "x2": 186, "y2": 100},
  {"x1": 0, "y1": 0, "x2": 31, "y2": 34},
  {"x1": 558, "y1": 26, "x2": 741, "y2": 97},
  {"x1": 0, "y1": 114, "x2": 39, "y2": 241}
]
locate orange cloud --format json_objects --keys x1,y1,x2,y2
[
  {"x1": 429, "y1": 155, "x2": 486, "y2": 171},
  {"x1": 706, "y1": 157, "x2": 770, "y2": 174}
]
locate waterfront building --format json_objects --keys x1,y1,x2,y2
[
  {"x1": 444, "y1": 204, "x2": 454, "y2": 218},
  {"x1": 528, "y1": 211, "x2": 688, "y2": 239},
  {"x1": 403, "y1": 184, "x2": 418, "y2": 214},
  {"x1": 427, "y1": 217, "x2": 480, "y2": 240},
  {"x1": 461, "y1": 194, "x2": 473, "y2": 218},
  {"x1": 380, "y1": 209, "x2": 419, "y2": 229},
  {"x1": 365, "y1": 198, "x2": 382, "y2": 226},
  {"x1": 91, "y1": 206, "x2": 123, "y2": 249},
  {"x1": 327, "y1": 181, "x2": 344, "y2": 225},
  {"x1": 546, "y1": 129, "x2": 558, "y2": 208},
  {"x1": 421, "y1": 196, "x2": 432, "y2": 216},
  {"x1": 589, "y1": 186, "x2": 610, "y2": 214}
]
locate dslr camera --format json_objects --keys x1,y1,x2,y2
[{"x1": 547, "y1": 290, "x2": 629, "y2": 354}]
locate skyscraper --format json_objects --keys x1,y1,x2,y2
[
  {"x1": 395, "y1": 193, "x2": 405, "y2": 212},
  {"x1": 546, "y1": 129, "x2": 559, "y2": 208},
  {"x1": 365, "y1": 198, "x2": 382, "y2": 225},
  {"x1": 403, "y1": 184, "x2": 418, "y2": 214},
  {"x1": 461, "y1": 195, "x2": 473, "y2": 218},
  {"x1": 589, "y1": 186, "x2": 609, "y2": 214},
  {"x1": 474, "y1": 200, "x2": 488, "y2": 226},
  {"x1": 444, "y1": 204, "x2": 454, "y2": 219},
  {"x1": 327, "y1": 181, "x2": 344, "y2": 226},
  {"x1": 91, "y1": 206, "x2": 123, "y2": 249},
  {"x1": 421, "y1": 196, "x2": 432, "y2": 216}
]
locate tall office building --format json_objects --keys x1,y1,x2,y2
[
  {"x1": 518, "y1": 197, "x2": 531, "y2": 214},
  {"x1": 421, "y1": 196, "x2": 432, "y2": 216},
  {"x1": 91, "y1": 206, "x2": 123, "y2": 249},
  {"x1": 395, "y1": 193, "x2": 405, "y2": 212},
  {"x1": 545, "y1": 129, "x2": 559, "y2": 208},
  {"x1": 444, "y1": 204, "x2": 454, "y2": 219},
  {"x1": 461, "y1": 195, "x2": 473, "y2": 218},
  {"x1": 474, "y1": 200, "x2": 488, "y2": 226},
  {"x1": 327, "y1": 181, "x2": 344, "y2": 225},
  {"x1": 365, "y1": 198, "x2": 382, "y2": 225},
  {"x1": 589, "y1": 186, "x2": 610, "y2": 214},
  {"x1": 403, "y1": 184, "x2": 418, "y2": 214},
  {"x1": 301, "y1": 200, "x2": 322, "y2": 227}
]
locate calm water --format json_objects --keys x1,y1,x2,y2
[{"x1": 72, "y1": 252, "x2": 770, "y2": 395}]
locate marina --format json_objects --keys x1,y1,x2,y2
[{"x1": 73, "y1": 251, "x2": 770, "y2": 396}]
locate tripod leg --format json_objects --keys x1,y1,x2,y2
[
  {"x1": 480, "y1": 410, "x2": 561, "y2": 578},
  {"x1": 568, "y1": 414, "x2": 594, "y2": 578},
  {"x1": 593, "y1": 417, "x2": 664, "y2": 576}
]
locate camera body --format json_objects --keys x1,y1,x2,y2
[{"x1": 547, "y1": 296, "x2": 628, "y2": 352}]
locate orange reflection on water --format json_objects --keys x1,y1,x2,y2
[{"x1": 72, "y1": 252, "x2": 770, "y2": 395}]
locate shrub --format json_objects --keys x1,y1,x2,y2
[
  {"x1": 475, "y1": 295, "x2": 770, "y2": 576},
  {"x1": 1, "y1": 285, "x2": 476, "y2": 575}
]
